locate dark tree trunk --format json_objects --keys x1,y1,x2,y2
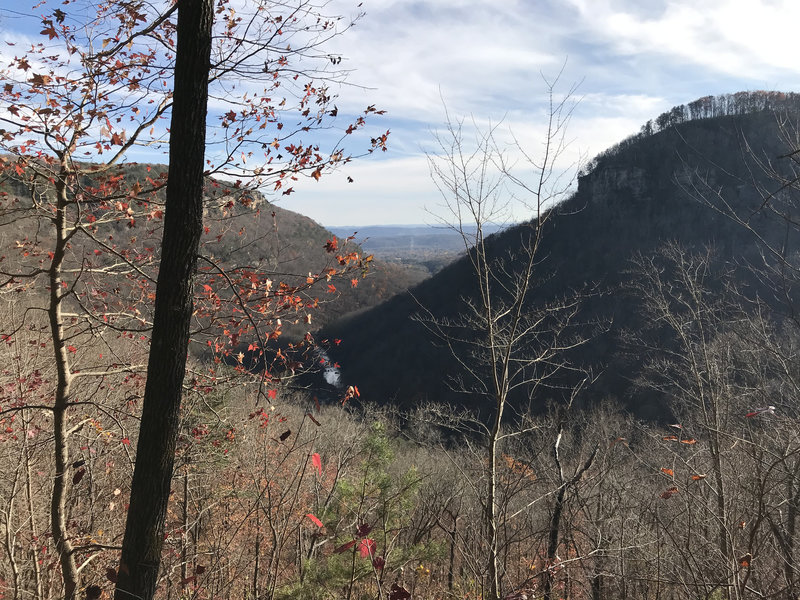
[{"x1": 114, "y1": 1, "x2": 212, "y2": 598}]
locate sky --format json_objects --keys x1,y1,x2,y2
[
  {"x1": 286, "y1": 0, "x2": 800, "y2": 226},
  {"x1": 3, "y1": 0, "x2": 800, "y2": 227}
]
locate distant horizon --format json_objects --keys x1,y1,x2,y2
[{"x1": 326, "y1": 222, "x2": 512, "y2": 232}]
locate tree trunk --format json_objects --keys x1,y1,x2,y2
[
  {"x1": 50, "y1": 171, "x2": 79, "y2": 600},
  {"x1": 114, "y1": 1, "x2": 212, "y2": 598},
  {"x1": 486, "y1": 392, "x2": 505, "y2": 600}
]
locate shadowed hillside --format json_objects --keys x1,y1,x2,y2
[{"x1": 323, "y1": 94, "x2": 800, "y2": 419}]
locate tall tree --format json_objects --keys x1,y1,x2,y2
[
  {"x1": 0, "y1": 0, "x2": 383, "y2": 597},
  {"x1": 113, "y1": 0, "x2": 213, "y2": 598},
  {"x1": 421, "y1": 79, "x2": 592, "y2": 600}
]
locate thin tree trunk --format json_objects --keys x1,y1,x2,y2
[
  {"x1": 12, "y1": 330, "x2": 45, "y2": 600},
  {"x1": 544, "y1": 434, "x2": 597, "y2": 600},
  {"x1": 22, "y1": 411, "x2": 44, "y2": 600},
  {"x1": 486, "y1": 392, "x2": 505, "y2": 600},
  {"x1": 114, "y1": 1, "x2": 213, "y2": 598},
  {"x1": 50, "y1": 170, "x2": 79, "y2": 600},
  {"x1": 447, "y1": 515, "x2": 457, "y2": 591}
]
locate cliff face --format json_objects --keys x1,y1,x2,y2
[{"x1": 578, "y1": 165, "x2": 648, "y2": 206}]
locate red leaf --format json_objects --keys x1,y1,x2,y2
[
  {"x1": 389, "y1": 584, "x2": 411, "y2": 600},
  {"x1": 738, "y1": 553, "x2": 752, "y2": 568},
  {"x1": 306, "y1": 513, "x2": 323, "y2": 527},
  {"x1": 121, "y1": 437, "x2": 131, "y2": 446},
  {"x1": 333, "y1": 539, "x2": 357, "y2": 554},
  {"x1": 372, "y1": 555, "x2": 385, "y2": 570},
  {"x1": 660, "y1": 486, "x2": 679, "y2": 499},
  {"x1": 268, "y1": 389, "x2": 277, "y2": 400},
  {"x1": 72, "y1": 467, "x2": 86, "y2": 485},
  {"x1": 358, "y1": 538, "x2": 376, "y2": 559},
  {"x1": 86, "y1": 585, "x2": 102, "y2": 600},
  {"x1": 40, "y1": 25, "x2": 58, "y2": 40},
  {"x1": 67, "y1": 345, "x2": 77, "y2": 353},
  {"x1": 311, "y1": 452, "x2": 322, "y2": 476},
  {"x1": 31, "y1": 73, "x2": 52, "y2": 86}
]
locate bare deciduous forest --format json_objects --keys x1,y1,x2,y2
[{"x1": 3, "y1": 1, "x2": 800, "y2": 600}]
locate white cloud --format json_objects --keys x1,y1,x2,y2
[
  {"x1": 4, "y1": 0, "x2": 800, "y2": 225},
  {"x1": 565, "y1": 0, "x2": 800, "y2": 82}
]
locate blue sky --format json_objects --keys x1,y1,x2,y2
[
  {"x1": 286, "y1": 0, "x2": 800, "y2": 226},
  {"x1": 3, "y1": 0, "x2": 800, "y2": 226}
]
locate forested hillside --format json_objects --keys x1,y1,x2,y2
[
  {"x1": 0, "y1": 164, "x2": 425, "y2": 342},
  {"x1": 324, "y1": 95, "x2": 800, "y2": 419}
]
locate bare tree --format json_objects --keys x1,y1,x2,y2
[{"x1": 419, "y1": 77, "x2": 595, "y2": 600}]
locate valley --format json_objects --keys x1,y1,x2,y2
[{"x1": 5, "y1": 86, "x2": 800, "y2": 600}]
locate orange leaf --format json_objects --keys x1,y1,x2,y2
[
  {"x1": 306, "y1": 513, "x2": 323, "y2": 527},
  {"x1": 660, "y1": 468, "x2": 674, "y2": 477},
  {"x1": 690, "y1": 474, "x2": 707, "y2": 481},
  {"x1": 311, "y1": 452, "x2": 322, "y2": 476},
  {"x1": 680, "y1": 438, "x2": 697, "y2": 445}
]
